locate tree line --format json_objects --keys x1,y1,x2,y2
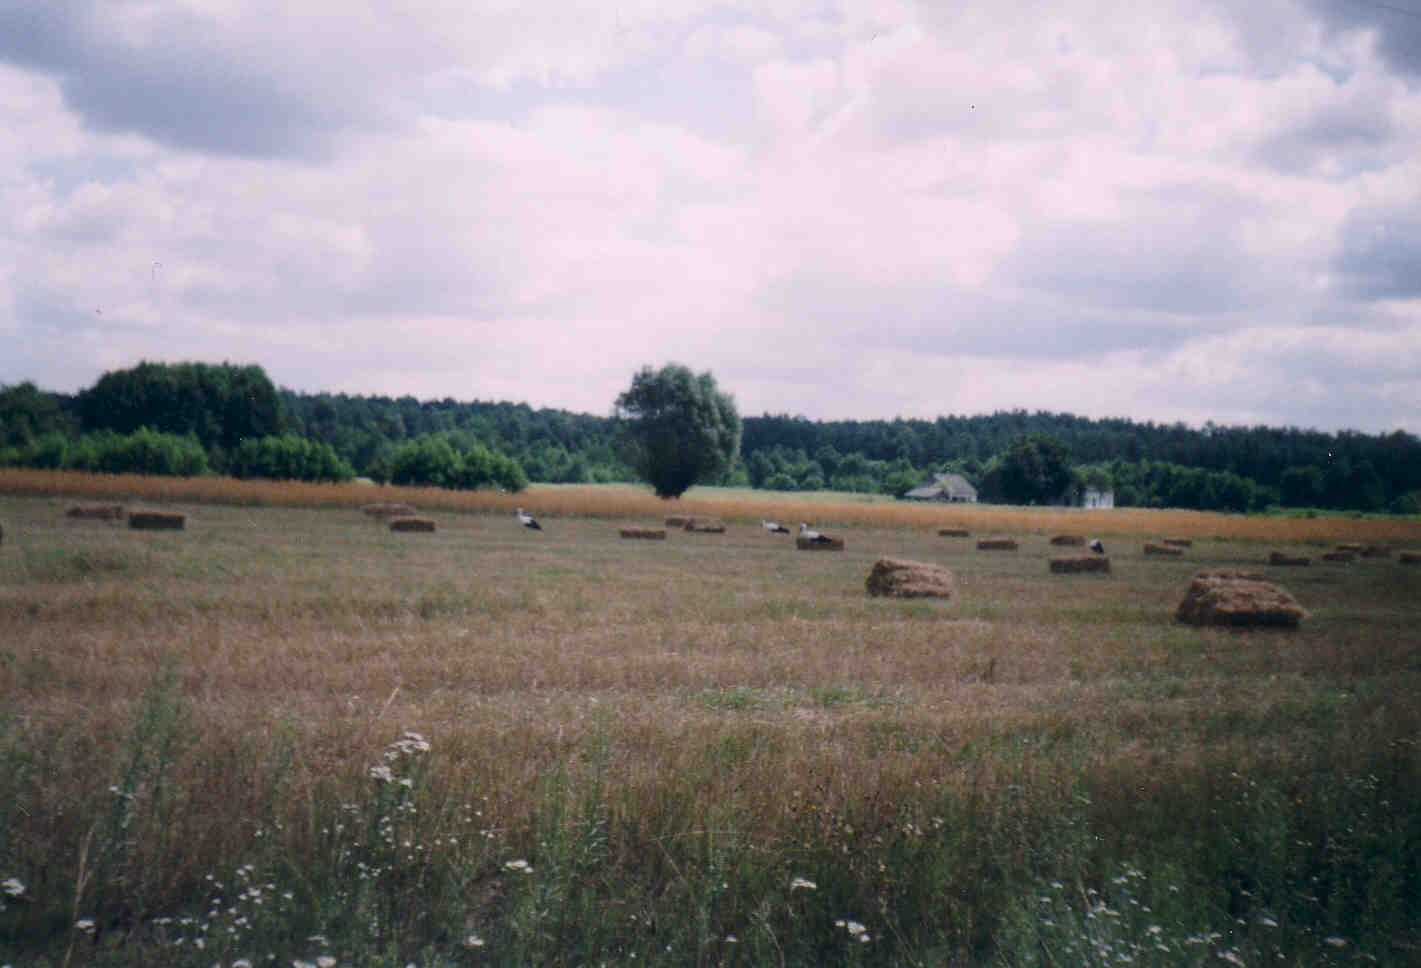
[{"x1": 3, "y1": 361, "x2": 1420, "y2": 512}]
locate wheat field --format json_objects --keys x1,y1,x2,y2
[{"x1": 2, "y1": 474, "x2": 1419, "y2": 966}]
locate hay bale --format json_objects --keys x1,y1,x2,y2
[
  {"x1": 1399, "y1": 551, "x2": 1420, "y2": 566},
  {"x1": 1050, "y1": 534, "x2": 1085, "y2": 546},
  {"x1": 865, "y1": 558, "x2": 954, "y2": 599},
  {"x1": 976, "y1": 538, "x2": 1018, "y2": 551},
  {"x1": 683, "y1": 517, "x2": 726, "y2": 533},
  {"x1": 362, "y1": 502, "x2": 416, "y2": 519},
  {"x1": 1335, "y1": 543, "x2": 1364, "y2": 553},
  {"x1": 1176, "y1": 571, "x2": 1307, "y2": 628},
  {"x1": 1321, "y1": 551, "x2": 1355, "y2": 564},
  {"x1": 796, "y1": 533, "x2": 844, "y2": 551},
  {"x1": 1361, "y1": 545, "x2": 1391, "y2": 558},
  {"x1": 128, "y1": 510, "x2": 185, "y2": 531},
  {"x1": 1268, "y1": 551, "x2": 1310, "y2": 567},
  {"x1": 938, "y1": 528, "x2": 970, "y2": 538},
  {"x1": 619, "y1": 527, "x2": 666, "y2": 540},
  {"x1": 1050, "y1": 556, "x2": 1111, "y2": 574},
  {"x1": 664, "y1": 515, "x2": 692, "y2": 527},
  {"x1": 1144, "y1": 543, "x2": 1183, "y2": 556},
  {"x1": 66, "y1": 503, "x2": 126, "y2": 521},
  {"x1": 389, "y1": 516, "x2": 436, "y2": 532},
  {"x1": 1162, "y1": 537, "x2": 1193, "y2": 548}
]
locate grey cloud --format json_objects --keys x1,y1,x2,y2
[
  {"x1": 1255, "y1": 93, "x2": 1399, "y2": 175},
  {"x1": 1333, "y1": 207, "x2": 1421, "y2": 299},
  {"x1": 0, "y1": 0, "x2": 375, "y2": 157},
  {"x1": 1299, "y1": 0, "x2": 1421, "y2": 75}
]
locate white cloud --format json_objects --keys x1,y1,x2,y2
[{"x1": 1, "y1": 0, "x2": 1419, "y2": 434}]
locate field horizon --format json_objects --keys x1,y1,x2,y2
[{"x1": 2, "y1": 471, "x2": 1419, "y2": 965}]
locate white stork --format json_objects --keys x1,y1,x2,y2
[
  {"x1": 762, "y1": 519, "x2": 790, "y2": 534},
  {"x1": 1088, "y1": 538, "x2": 1105, "y2": 554},
  {"x1": 516, "y1": 507, "x2": 542, "y2": 531},
  {"x1": 799, "y1": 523, "x2": 832, "y2": 544}
]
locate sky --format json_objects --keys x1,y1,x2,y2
[{"x1": 2, "y1": 0, "x2": 1420, "y2": 435}]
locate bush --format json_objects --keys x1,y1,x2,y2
[{"x1": 230, "y1": 435, "x2": 355, "y2": 483}]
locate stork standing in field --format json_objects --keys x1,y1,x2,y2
[
  {"x1": 516, "y1": 507, "x2": 542, "y2": 531},
  {"x1": 1089, "y1": 538, "x2": 1105, "y2": 554},
  {"x1": 762, "y1": 519, "x2": 790, "y2": 534},
  {"x1": 799, "y1": 523, "x2": 833, "y2": 544}
]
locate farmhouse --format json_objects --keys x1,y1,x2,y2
[{"x1": 903, "y1": 473, "x2": 978, "y2": 503}]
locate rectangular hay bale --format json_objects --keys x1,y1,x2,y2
[
  {"x1": 66, "y1": 503, "x2": 126, "y2": 521},
  {"x1": 938, "y1": 528, "x2": 970, "y2": 538},
  {"x1": 976, "y1": 538, "x2": 1018, "y2": 551},
  {"x1": 619, "y1": 528, "x2": 667, "y2": 540},
  {"x1": 1361, "y1": 545, "x2": 1391, "y2": 558},
  {"x1": 1049, "y1": 534, "x2": 1085, "y2": 546},
  {"x1": 1268, "y1": 551, "x2": 1310, "y2": 566},
  {"x1": 664, "y1": 515, "x2": 692, "y2": 527},
  {"x1": 865, "y1": 557, "x2": 954, "y2": 598},
  {"x1": 1050, "y1": 556, "x2": 1111, "y2": 574},
  {"x1": 1162, "y1": 537, "x2": 1193, "y2": 547},
  {"x1": 1144, "y1": 543, "x2": 1182, "y2": 556},
  {"x1": 389, "y1": 516, "x2": 436, "y2": 532},
  {"x1": 128, "y1": 510, "x2": 185, "y2": 531},
  {"x1": 362, "y1": 502, "x2": 417, "y2": 519},
  {"x1": 683, "y1": 517, "x2": 726, "y2": 533},
  {"x1": 1321, "y1": 551, "x2": 1354, "y2": 563}
]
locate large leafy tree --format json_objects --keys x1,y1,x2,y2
[
  {"x1": 615, "y1": 364, "x2": 741, "y2": 499},
  {"x1": 997, "y1": 433, "x2": 1073, "y2": 505}
]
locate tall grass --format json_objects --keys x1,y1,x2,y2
[{"x1": 1, "y1": 488, "x2": 1418, "y2": 964}]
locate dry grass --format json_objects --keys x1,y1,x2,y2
[
  {"x1": 619, "y1": 527, "x2": 667, "y2": 539},
  {"x1": 389, "y1": 516, "x2": 436, "y2": 532},
  {"x1": 2, "y1": 474, "x2": 1420, "y2": 963}
]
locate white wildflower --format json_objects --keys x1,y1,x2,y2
[
  {"x1": 1219, "y1": 949, "x2": 1245, "y2": 966},
  {"x1": 233, "y1": 960, "x2": 253, "y2": 968},
  {"x1": 316, "y1": 957, "x2": 337, "y2": 968},
  {"x1": 465, "y1": 934, "x2": 485, "y2": 947},
  {"x1": 1324, "y1": 937, "x2": 1347, "y2": 948},
  {"x1": 75, "y1": 919, "x2": 96, "y2": 933},
  {"x1": 2, "y1": 878, "x2": 23, "y2": 897},
  {"x1": 504, "y1": 859, "x2": 533, "y2": 873},
  {"x1": 369, "y1": 764, "x2": 395, "y2": 783},
  {"x1": 789, "y1": 877, "x2": 817, "y2": 891}
]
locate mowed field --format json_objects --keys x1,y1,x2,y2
[{"x1": 2, "y1": 472, "x2": 1420, "y2": 966}]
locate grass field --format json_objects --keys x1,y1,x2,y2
[{"x1": 2, "y1": 472, "x2": 1420, "y2": 966}]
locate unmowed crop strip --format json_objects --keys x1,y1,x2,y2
[{"x1": 1, "y1": 477, "x2": 1419, "y2": 966}]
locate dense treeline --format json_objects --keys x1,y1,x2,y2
[{"x1": 3, "y1": 364, "x2": 1421, "y2": 512}]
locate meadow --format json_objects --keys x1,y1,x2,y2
[{"x1": 1, "y1": 470, "x2": 1419, "y2": 966}]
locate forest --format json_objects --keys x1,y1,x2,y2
[{"x1": 3, "y1": 361, "x2": 1420, "y2": 513}]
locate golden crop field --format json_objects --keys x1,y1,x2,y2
[{"x1": 2, "y1": 473, "x2": 1419, "y2": 966}]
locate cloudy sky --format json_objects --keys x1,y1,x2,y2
[{"x1": 3, "y1": 0, "x2": 1420, "y2": 434}]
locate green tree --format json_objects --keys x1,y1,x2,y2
[
  {"x1": 614, "y1": 364, "x2": 741, "y2": 499},
  {"x1": 997, "y1": 434, "x2": 1073, "y2": 504}
]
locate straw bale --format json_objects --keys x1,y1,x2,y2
[
  {"x1": 796, "y1": 533, "x2": 844, "y2": 551},
  {"x1": 129, "y1": 510, "x2": 185, "y2": 531},
  {"x1": 389, "y1": 516, "x2": 436, "y2": 532},
  {"x1": 1162, "y1": 537, "x2": 1193, "y2": 547},
  {"x1": 362, "y1": 502, "x2": 416, "y2": 519},
  {"x1": 1361, "y1": 545, "x2": 1391, "y2": 558},
  {"x1": 1268, "y1": 551, "x2": 1310, "y2": 567},
  {"x1": 976, "y1": 538, "x2": 1018, "y2": 551},
  {"x1": 619, "y1": 527, "x2": 667, "y2": 540},
  {"x1": 1050, "y1": 534, "x2": 1085, "y2": 546},
  {"x1": 938, "y1": 528, "x2": 970, "y2": 537},
  {"x1": 664, "y1": 515, "x2": 692, "y2": 527},
  {"x1": 1321, "y1": 551, "x2": 1354, "y2": 564},
  {"x1": 1176, "y1": 572, "x2": 1307, "y2": 628},
  {"x1": 1050, "y1": 556, "x2": 1111, "y2": 574},
  {"x1": 66, "y1": 503, "x2": 126, "y2": 521},
  {"x1": 683, "y1": 517, "x2": 726, "y2": 533},
  {"x1": 865, "y1": 558, "x2": 954, "y2": 599},
  {"x1": 1335, "y1": 543, "x2": 1364, "y2": 553},
  {"x1": 1399, "y1": 551, "x2": 1420, "y2": 566},
  {"x1": 1144, "y1": 543, "x2": 1182, "y2": 556}
]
